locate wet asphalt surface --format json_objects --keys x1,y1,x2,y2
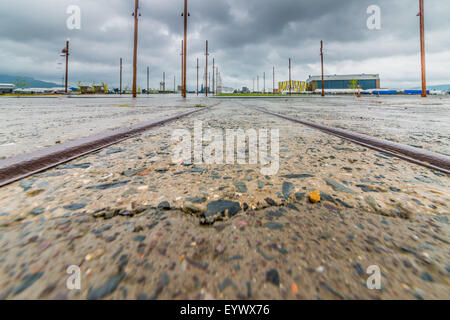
[{"x1": 0, "y1": 95, "x2": 448, "y2": 300}]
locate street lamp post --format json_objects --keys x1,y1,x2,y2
[
  {"x1": 419, "y1": 0, "x2": 427, "y2": 97},
  {"x1": 132, "y1": 0, "x2": 140, "y2": 98}
]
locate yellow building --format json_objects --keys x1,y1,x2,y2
[{"x1": 278, "y1": 81, "x2": 307, "y2": 93}]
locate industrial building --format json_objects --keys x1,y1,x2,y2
[
  {"x1": 278, "y1": 81, "x2": 307, "y2": 93},
  {"x1": 0, "y1": 83, "x2": 15, "y2": 94},
  {"x1": 307, "y1": 74, "x2": 380, "y2": 90}
]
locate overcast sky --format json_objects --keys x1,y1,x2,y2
[{"x1": 0, "y1": 0, "x2": 449, "y2": 89}]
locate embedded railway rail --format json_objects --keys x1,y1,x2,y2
[
  {"x1": 0, "y1": 103, "x2": 448, "y2": 189},
  {"x1": 0, "y1": 106, "x2": 212, "y2": 188},
  {"x1": 255, "y1": 107, "x2": 450, "y2": 175}
]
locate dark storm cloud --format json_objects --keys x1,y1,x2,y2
[{"x1": 0, "y1": 0, "x2": 449, "y2": 89}]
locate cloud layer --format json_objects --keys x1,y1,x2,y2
[{"x1": 1, "y1": 0, "x2": 449, "y2": 89}]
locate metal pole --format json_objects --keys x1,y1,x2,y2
[
  {"x1": 132, "y1": 0, "x2": 139, "y2": 98},
  {"x1": 174, "y1": 75, "x2": 176, "y2": 93},
  {"x1": 196, "y1": 58, "x2": 199, "y2": 96},
  {"x1": 257, "y1": 75, "x2": 259, "y2": 92},
  {"x1": 273, "y1": 66, "x2": 275, "y2": 94},
  {"x1": 263, "y1": 72, "x2": 265, "y2": 94},
  {"x1": 216, "y1": 65, "x2": 218, "y2": 94},
  {"x1": 205, "y1": 40, "x2": 208, "y2": 97},
  {"x1": 181, "y1": 40, "x2": 183, "y2": 94},
  {"x1": 253, "y1": 78, "x2": 255, "y2": 93},
  {"x1": 320, "y1": 40, "x2": 324, "y2": 97},
  {"x1": 147, "y1": 66, "x2": 149, "y2": 95},
  {"x1": 182, "y1": 0, "x2": 188, "y2": 98},
  {"x1": 65, "y1": 40, "x2": 69, "y2": 94},
  {"x1": 120, "y1": 58, "x2": 122, "y2": 95},
  {"x1": 212, "y1": 58, "x2": 215, "y2": 96},
  {"x1": 163, "y1": 72, "x2": 165, "y2": 92},
  {"x1": 289, "y1": 58, "x2": 292, "y2": 96},
  {"x1": 419, "y1": 0, "x2": 427, "y2": 97}
]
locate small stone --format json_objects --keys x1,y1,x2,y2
[
  {"x1": 133, "y1": 235, "x2": 146, "y2": 242},
  {"x1": 19, "y1": 179, "x2": 36, "y2": 191},
  {"x1": 295, "y1": 192, "x2": 305, "y2": 202},
  {"x1": 106, "y1": 148, "x2": 124, "y2": 155},
  {"x1": 219, "y1": 277, "x2": 236, "y2": 292},
  {"x1": 91, "y1": 225, "x2": 112, "y2": 234},
  {"x1": 183, "y1": 203, "x2": 202, "y2": 214},
  {"x1": 87, "y1": 273, "x2": 125, "y2": 300},
  {"x1": 200, "y1": 200, "x2": 242, "y2": 224},
  {"x1": 157, "y1": 201, "x2": 171, "y2": 210},
  {"x1": 281, "y1": 174, "x2": 314, "y2": 179},
  {"x1": 265, "y1": 198, "x2": 277, "y2": 206},
  {"x1": 30, "y1": 206, "x2": 44, "y2": 216},
  {"x1": 266, "y1": 269, "x2": 280, "y2": 286},
  {"x1": 353, "y1": 263, "x2": 364, "y2": 276},
  {"x1": 365, "y1": 196, "x2": 378, "y2": 211},
  {"x1": 234, "y1": 182, "x2": 247, "y2": 193},
  {"x1": 282, "y1": 182, "x2": 294, "y2": 199},
  {"x1": 63, "y1": 203, "x2": 86, "y2": 211},
  {"x1": 86, "y1": 181, "x2": 130, "y2": 190},
  {"x1": 85, "y1": 248, "x2": 105, "y2": 261},
  {"x1": 420, "y1": 272, "x2": 435, "y2": 282},
  {"x1": 185, "y1": 197, "x2": 207, "y2": 204},
  {"x1": 58, "y1": 163, "x2": 91, "y2": 170},
  {"x1": 324, "y1": 178, "x2": 356, "y2": 194},
  {"x1": 264, "y1": 222, "x2": 283, "y2": 230},
  {"x1": 13, "y1": 272, "x2": 44, "y2": 295},
  {"x1": 308, "y1": 190, "x2": 321, "y2": 203},
  {"x1": 26, "y1": 189, "x2": 44, "y2": 197}
]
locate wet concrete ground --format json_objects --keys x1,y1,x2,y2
[
  {"x1": 0, "y1": 95, "x2": 206, "y2": 159},
  {"x1": 0, "y1": 96, "x2": 448, "y2": 300},
  {"x1": 241, "y1": 95, "x2": 450, "y2": 156}
]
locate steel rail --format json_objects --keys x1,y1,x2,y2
[
  {"x1": 0, "y1": 107, "x2": 212, "y2": 188},
  {"x1": 256, "y1": 108, "x2": 450, "y2": 175}
]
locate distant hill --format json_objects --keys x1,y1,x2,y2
[
  {"x1": 412, "y1": 84, "x2": 450, "y2": 91},
  {"x1": 0, "y1": 74, "x2": 62, "y2": 88}
]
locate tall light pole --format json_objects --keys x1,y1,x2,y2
[
  {"x1": 320, "y1": 40, "x2": 325, "y2": 97},
  {"x1": 205, "y1": 40, "x2": 208, "y2": 97},
  {"x1": 181, "y1": 40, "x2": 184, "y2": 93},
  {"x1": 273, "y1": 66, "x2": 275, "y2": 94},
  {"x1": 212, "y1": 58, "x2": 215, "y2": 96},
  {"x1": 263, "y1": 72, "x2": 265, "y2": 94},
  {"x1": 196, "y1": 58, "x2": 199, "y2": 95},
  {"x1": 132, "y1": 0, "x2": 139, "y2": 98},
  {"x1": 163, "y1": 72, "x2": 165, "y2": 92},
  {"x1": 418, "y1": 0, "x2": 427, "y2": 97},
  {"x1": 62, "y1": 40, "x2": 69, "y2": 94},
  {"x1": 289, "y1": 58, "x2": 292, "y2": 96},
  {"x1": 181, "y1": 0, "x2": 189, "y2": 98},
  {"x1": 257, "y1": 75, "x2": 259, "y2": 92},
  {"x1": 147, "y1": 66, "x2": 149, "y2": 95},
  {"x1": 119, "y1": 58, "x2": 123, "y2": 95}
]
